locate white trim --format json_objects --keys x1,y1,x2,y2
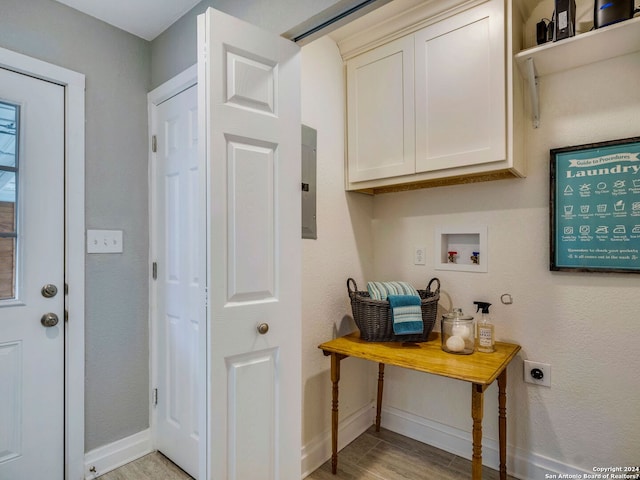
[
  {"x1": 0, "y1": 46, "x2": 85, "y2": 480},
  {"x1": 301, "y1": 402, "x2": 375, "y2": 478},
  {"x1": 380, "y1": 405, "x2": 593, "y2": 480},
  {"x1": 147, "y1": 64, "x2": 205, "y2": 478},
  {"x1": 84, "y1": 429, "x2": 153, "y2": 479}
]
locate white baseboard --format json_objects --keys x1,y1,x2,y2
[
  {"x1": 380, "y1": 406, "x2": 591, "y2": 480},
  {"x1": 84, "y1": 429, "x2": 153, "y2": 479},
  {"x1": 301, "y1": 402, "x2": 375, "y2": 478}
]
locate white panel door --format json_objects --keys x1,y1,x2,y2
[
  {"x1": 153, "y1": 83, "x2": 200, "y2": 478},
  {"x1": 198, "y1": 8, "x2": 301, "y2": 480},
  {"x1": 346, "y1": 35, "x2": 415, "y2": 183},
  {"x1": 0, "y1": 68, "x2": 65, "y2": 478},
  {"x1": 414, "y1": 0, "x2": 505, "y2": 172}
]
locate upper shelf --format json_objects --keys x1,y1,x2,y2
[{"x1": 515, "y1": 15, "x2": 640, "y2": 77}]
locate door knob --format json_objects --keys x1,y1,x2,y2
[
  {"x1": 41, "y1": 284, "x2": 58, "y2": 298},
  {"x1": 41, "y1": 312, "x2": 59, "y2": 327},
  {"x1": 257, "y1": 323, "x2": 269, "y2": 335}
]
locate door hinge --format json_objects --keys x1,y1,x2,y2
[
  {"x1": 152, "y1": 388, "x2": 158, "y2": 407},
  {"x1": 64, "y1": 310, "x2": 69, "y2": 322},
  {"x1": 152, "y1": 262, "x2": 158, "y2": 280},
  {"x1": 151, "y1": 135, "x2": 157, "y2": 153}
]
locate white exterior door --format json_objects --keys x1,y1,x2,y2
[
  {"x1": 152, "y1": 83, "x2": 200, "y2": 478},
  {"x1": 198, "y1": 8, "x2": 301, "y2": 480},
  {"x1": 0, "y1": 68, "x2": 65, "y2": 478}
]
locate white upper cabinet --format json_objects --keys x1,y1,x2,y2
[
  {"x1": 347, "y1": 36, "x2": 415, "y2": 182},
  {"x1": 341, "y1": 0, "x2": 526, "y2": 194},
  {"x1": 414, "y1": 1, "x2": 505, "y2": 173}
]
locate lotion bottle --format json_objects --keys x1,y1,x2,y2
[{"x1": 474, "y1": 301, "x2": 494, "y2": 353}]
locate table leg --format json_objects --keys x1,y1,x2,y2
[
  {"x1": 498, "y1": 369, "x2": 507, "y2": 480},
  {"x1": 331, "y1": 353, "x2": 342, "y2": 475},
  {"x1": 375, "y1": 363, "x2": 385, "y2": 432},
  {"x1": 471, "y1": 383, "x2": 486, "y2": 480}
]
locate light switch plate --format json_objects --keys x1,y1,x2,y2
[{"x1": 87, "y1": 229, "x2": 123, "y2": 253}]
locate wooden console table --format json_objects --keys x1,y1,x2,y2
[{"x1": 318, "y1": 332, "x2": 520, "y2": 479}]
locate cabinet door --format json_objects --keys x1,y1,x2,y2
[
  {"x1": 347, "y1": 36, "x2": 415, "y2": 183},
  {"x1": 414, "y1": 0, "x2": 505, "y2": 173}
]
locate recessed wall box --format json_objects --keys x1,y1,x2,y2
[{"x1": 435, "y1": 225, "x2": 487, "y2": 272}]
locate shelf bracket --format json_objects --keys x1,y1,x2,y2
[{"x1": 525, "y1": 57, "x2": 540, "y2": 128}]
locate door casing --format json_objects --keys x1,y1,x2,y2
[{"x1": 0, "y1": 47, "x2": 86, "y2": 479}]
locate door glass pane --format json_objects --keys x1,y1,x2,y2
[
  {"x1": 0, "y1": 102, "x2": 17, "y2": 167},
  {"x1": 0, "y1": 101, "x2": 18, "y2": 300}
]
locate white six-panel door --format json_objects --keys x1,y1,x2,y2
[
  {"x1": 153, "y1": 83, "x2": 200, "y2": 478},
  {"x1": 0, "y1": 67, "x2": 65, "y2": 479},
  {"x1": 198, "y1": 8, "x2": 301, "y2": 480}
]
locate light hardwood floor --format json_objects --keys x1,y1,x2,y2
[{"x1": 100, "y1": 426, "x2": 518, "y2": 480}]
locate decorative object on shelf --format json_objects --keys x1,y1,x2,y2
[
  {"x1": 347, "y1": 277, "x2": 440, "y2": 342},
  {"x1": 594, "y1": 0, "x2": 636, "y2": 29},
  {"x1": 553, "y1": 0, "x2": 576, "y2": 41},
  {"x1": 447, "y1": 251, "x2": 457, "y2": 263},
  {"x1": 550, "y1": 136, "x2": 640, "y2": 273},
  {"x1": 470, "y1": 251, "x2": 480, "y2": 264},
  {"x1": 441, "y1": 307, "x2": 475, "y2": 354},
  {"x1": 474, "y1": 301, "x2": 495, "y2": 353}
]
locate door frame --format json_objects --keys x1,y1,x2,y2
[
  {"x1": 0, "y1": 47, "x2": 85, "y2": 479},
  {"x1": 147, "y1": 64, "x2": 208, "y2": 479}
]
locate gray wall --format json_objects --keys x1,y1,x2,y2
[
  {"x1": 0, "y1": 0, "x2": 151, "y2": 451},
  {"x1": 150, "y1": 0, "x2": 377, "y2": 88}
]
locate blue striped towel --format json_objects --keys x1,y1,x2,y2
[
  {"x1": 367, "y1": 281, "x2": 418, "y2": 301},
  {"x1": 388, "y1": 295, "x2": 423, "y2": 335}
]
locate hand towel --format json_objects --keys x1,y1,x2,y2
[
  {"x1": 367, "y1": 281, "x2": 418, "y2": 301},
  {"x1": 388, "y1": 294, "x2": 423, "y2": 335}
]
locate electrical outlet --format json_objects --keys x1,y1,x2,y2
[
  {"x1": 524, "y1": 360, "x2": 551, "y2": 387},
  {"x1": 414, "y1": 246, "x2": 426, "y2": 265}
]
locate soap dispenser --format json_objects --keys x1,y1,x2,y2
[{"x1": 474, "y1": 301, "x2": 494, "y2": 353}]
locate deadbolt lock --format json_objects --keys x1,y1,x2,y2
[{"x1": 41, "y1": 284, "x2": 58, "y2": 298}]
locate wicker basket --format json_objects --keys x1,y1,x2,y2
[{"x1": 347, "y1": 278, "x2": 440, "y2": 342}]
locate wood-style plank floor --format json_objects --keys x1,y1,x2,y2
[
  {"x1": 100, "y1": 426, "x2": 518, "y2": 480},
  {"x1": 306, "y1": 426, "x2": 518, "y2": 480}
]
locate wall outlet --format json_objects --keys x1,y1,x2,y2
[
  {"x1": 524, "y1": 360, "x2": 551, "y2": 387},
  {"x1": 414, "y1": 246, "x2": 426, "y2": 265}
]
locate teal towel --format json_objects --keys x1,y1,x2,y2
[
  {"x1": 367, "y1": 281, "x2": 418, "y2": 301},
  {"x1": 388, "y1": 294, "x2": 423, "y2": 335}
]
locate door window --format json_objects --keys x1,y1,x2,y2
[{"x1": 0, "y1": 101, "x2": 18, "y2": 300}]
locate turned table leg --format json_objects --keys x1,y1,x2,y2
[
  {"x1": 375, "y1": 363, "x2": 385, "y2": 432},
  {"x1": 330, "y1": 353, "x2": 343, "y2": 475},
  {"x1": 471, "y1": 383, "x2": 486, "y2": 480},
  {"x1": 498, "y1": 370, "x2": 507, "y2": 480}
]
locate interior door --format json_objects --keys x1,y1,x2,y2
[
  {"x1": 153, "y1": 83, "x2": 200, "y2": 478},
  {"x1": 198, "y1": 8, "x2": 301, "y2": 480},
  {"x1": 0, "y1": 68, "x2": 65, "y2": 478}
]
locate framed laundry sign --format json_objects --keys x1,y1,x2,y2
[{"x1": 550, "y1": 136, "x2": 640, "y2": 273}]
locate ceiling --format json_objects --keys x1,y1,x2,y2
[{"x1": 53, "y1": 0, "x2": 202, "y2": 41}]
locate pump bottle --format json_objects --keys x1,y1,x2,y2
[{"x1": 474, "y1": 301, "x2": 494, "y2": 353}]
